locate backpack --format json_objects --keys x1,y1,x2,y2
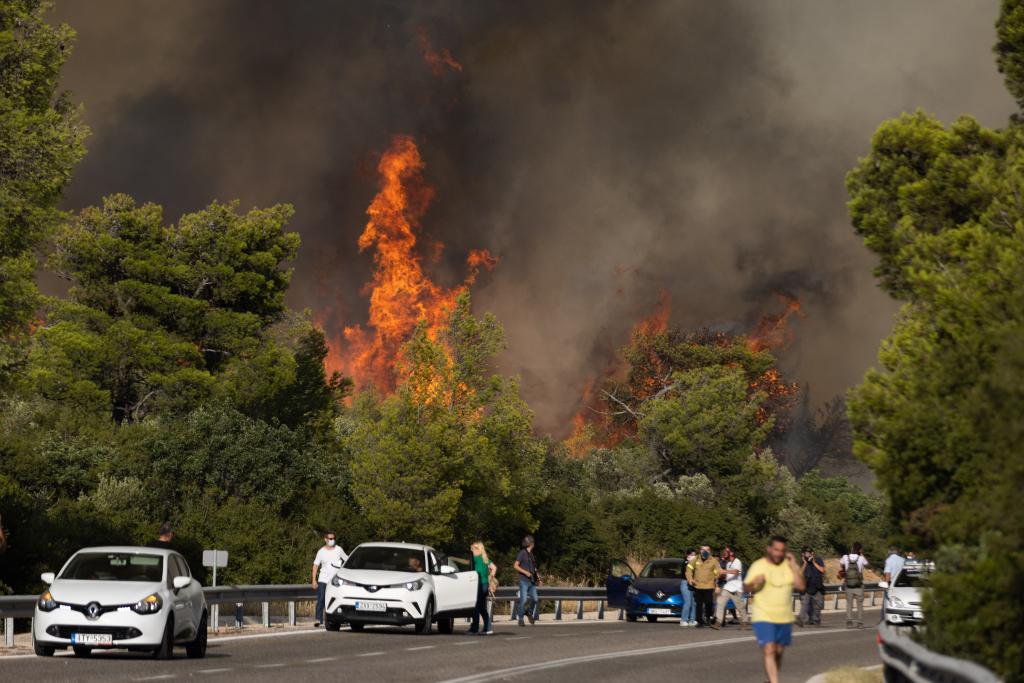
[{"x1": 844, "y1": 555, "x2": 863, "y2": 589}]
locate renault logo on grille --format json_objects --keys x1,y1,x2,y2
[
  {"x1": 86, "y1": 602, "x2": 101, "y2": 620},
  {"x1": 656, "y1": 591, "x2": 666, "y2": 600}
]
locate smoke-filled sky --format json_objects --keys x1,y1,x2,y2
[{"x1": 49, "y1": 1, "x2": 1014, "y2": 434}]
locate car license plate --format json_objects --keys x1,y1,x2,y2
[
  {"x1": 354, "y1": 601, "x2": 387, "y2": 612},
  {"x1": 647, "y1": 608, "x2": 673, "y2": 615},
  {"x1": 913, "y1": 611, "x2": 923, "y2": 619},
  {"x1": 71, "y1": 633, "x2": 113, "y2": 646}
]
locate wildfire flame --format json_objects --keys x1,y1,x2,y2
[
  {"x1": 746, "y1": 293, "x2": 804, "y2": 353},
  {"x1": 321, "y1": 135, "x2": 496, "y2": 392},
  {"x1": 417, "y1": 27, "x2": 463, "y2": 76}
]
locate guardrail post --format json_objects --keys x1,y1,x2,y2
[
  {"x1": 4, "y1": 617, "x2": 13, "y2": 648},
  {"x1": 288, "y1": 600, "x2": 296, "y2": 626},
  {"x1": 510, "y1": 594, "x2": 520, "y2": 621},
  {"x1": 576, "y1": 600, "x2": 584, "y2": 620},
  {"x1": 554, "y1": 600, "x2": 562, "y2": 621},
  {"x1": 598, "y1": 600, "x2": 605, "y2": 620},
  {"x1": 618, "y1": 608, "x2": 624, "y2": 621},
  {"x1": 871, "y1": 590, "x2": 877, "y2": 607},
  {"x1": 833, "y1": 591, "x2": 840, "y2": 610},
  {"x1": 235, "y1": 602, "x2": 243, "y2": 629},
  {"x1": 262, "y1": 601, "x2": 270, "y2": 628},
  {"x1": 212, "y1": 604, "x2": 219, "y2": 633}
]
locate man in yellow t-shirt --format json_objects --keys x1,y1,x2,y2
[{"x1": 744, "y1": 535, "x2": 807, "y2": 683}]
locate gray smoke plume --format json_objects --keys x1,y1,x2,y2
[{"x1": 50, "y1": 0, "x2": 1013, "y2": 435}]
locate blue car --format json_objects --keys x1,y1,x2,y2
[{"x1": 606, "y1": 558, "x2": 686, "y2": 622}]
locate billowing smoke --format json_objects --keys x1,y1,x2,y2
[{"x1": 50, "y1": 0, "x2": 1013, "y2": 434}]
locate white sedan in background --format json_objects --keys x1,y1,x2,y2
[
  {"x1": 324, "y1": 542, "x2": 478, "y2": 634},
  {"x1": 32, "y1": 546, "x2": 207, "y2": 658}
]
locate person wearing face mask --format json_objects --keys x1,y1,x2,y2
[
  {"x1": 679, "y1": 549, "x2": 697, "y2": 627},
  {"x1": 685, "y1": 545, "x2": 718, "y2": 627},
  {"x1": 312, "y1": 531, "x2": 348, "y2": 628}
]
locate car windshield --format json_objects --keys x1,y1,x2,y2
[
  {"x1": 60, "y1": 553, "x2": 164, "y2": 582},
  {"x1": 345, "y1": 546, "x2": 425, "y2": 572},
  {"x1": 640, "y1": 561, "x2": 685, "y2": 579},
  {"x1": 894, "y1": 571, "x2": 930, "y2": 588}
]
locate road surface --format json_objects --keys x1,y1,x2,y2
[{"x1": 0, "y1": 613, "x2": 878, "y2": 682}]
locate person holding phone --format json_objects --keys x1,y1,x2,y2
[
  {"x1": 744, "y1": 535, "x2": 806, "y2": 683},
  {"x1": 311, "y1": 531, "x2": 347, "y2": 627}
]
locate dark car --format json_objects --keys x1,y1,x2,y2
[{"x1": 606, "y1": 558, "x2": 686, "y2": 622}]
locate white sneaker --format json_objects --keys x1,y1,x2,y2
[{"x1": 689, "y1": 621, "x2": 697, "y2": 627}]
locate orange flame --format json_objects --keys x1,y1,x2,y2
[
  {"x1": 417, "y1": 27, "x2": 463, "y2": 76},
  {"x1": 746, "y1": 293, "x2": 804, "y2": 353},
  {"x1": 323, "y1": 135, "x2": 496, "y2": 392}
]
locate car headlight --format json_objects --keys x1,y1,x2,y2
[
  {"x1": 626, "y1": 586, "x2": 639, "y2": 597},
  {"x1": 888, "y1": 596, "x2": 905, "y2": 609},
  {"x1": 38, "y1": 591, "x2": 59, "y2": 612},
  {"x1": 131, "y1": 594, "x2": 163, "y2": 615},
  {"x1": 332, "y1": 576, "x2": 356, "y2": 588},
  {"x1": 404, "y1": 579, "x2": 424, "y2": 591}
]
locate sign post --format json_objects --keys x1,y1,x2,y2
[{"x1": 202, "y1": 550, "x2": 229, "y2": 631}]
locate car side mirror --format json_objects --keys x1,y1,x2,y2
[
  {"x1": 172, "y1": 576, "x2": 192, "y2": 590},
  {"x1": 878, "y1": 581, "x2": 889, "y2": 589},
  {"x1": 621, "y1": 574, "x2": 633, "y2": 582},
  {"x1": 438, "y1": 564, "x2": 457, "y2": 575},
  {"x1": 41, "y1": 572, "x2": 55, "y2": 585},
  {"x1": 331, "y1": 560, "x2": 344, "y2": 569}
]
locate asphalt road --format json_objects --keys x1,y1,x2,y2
[{"x1": 0, "y1": 613, "x2": 879, "y2": 682}]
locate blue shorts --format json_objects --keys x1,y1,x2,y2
[{"x1": 752, "y1": 621, "x2": 792, "y2": 647}]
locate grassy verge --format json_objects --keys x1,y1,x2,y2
[{"x1": 824, "y1": 666, "x2": 883, "y2": 683}]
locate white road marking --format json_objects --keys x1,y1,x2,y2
[
  {"x1": 356, "y1": 651, "x2": 386, "y2": 657},
  {"x1": 438, "y1": 629, "x2": 846, "y2": 683},
  {"x1": 254, "y1": 663, "x2": 286, "y2": 669},
  {"x1": 134, "y1": 676, "x2": 176, "y2": 682},
  {"x1": 197, "y1": 668, "x2": 233, "y2": 675},
  {"x1": 209, "y1": 628, "x2": 331, "y2": 644},
  {"x1": 455, "y1": 640, "x2": 483, "y2": 645},
  {"x1": 406, "y1": 645, "x2": 436, "y2": 651},
  {"x1": 505, "y1": 636, "x2": 529, "y2": 640},
  {"x1": 305, "y1": 656, "x2": 338, "y2": 663}
]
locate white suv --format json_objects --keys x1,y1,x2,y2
[
  {"x1": 324, "y1": 542, "x2": 477, "y2": 634},
  {"x1": 32, "y1": 546, "x2": 207, "y2": 659}
]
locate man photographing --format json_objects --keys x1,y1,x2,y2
[
  {"x1": 744, "y1": 535, "x2": 806, "y2": 683},
  {"x1": 312, "y1": 531, "x2": 347, "y2": 628}
]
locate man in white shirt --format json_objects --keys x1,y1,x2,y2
[
  {"x1": 883, "y1": 546, "x2": 905, "y2": 583},
  {"x1": 839, "y1": 542, "x2": 869, "y2": 628},
  {"x1": 312, "y1": 531, "x2": 347, "y2": 627},
  {"x1": 712, "y1": 546, "x2": 748, "y2": 629}
]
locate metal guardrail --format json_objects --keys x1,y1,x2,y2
[
  {"x1": 877, "y1": 623, "x2": 1002, "y2": 683},
  {"x1": 0, "y1": 582, "x2": 882, "y2": 648}
]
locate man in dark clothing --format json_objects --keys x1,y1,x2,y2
[
  {"x1": 797, "y1": 546, "x2": 825, "y2": 626},
  {"x1": 146, "y1": 521, "x2": 174, "y2": 549},
  {"x1": 513, "y1": 535, "x2": 539, "y2": 626}
]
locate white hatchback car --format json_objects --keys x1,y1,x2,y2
[
  {"x1": 32, "y1": 546, "x2": 207, "y2": 659},
  {"x1": 880, "y1": 560, "x2": 933, "y2": 626},
  {"x1": 324, "y1": 542, "x2": 478, "y2": 634}
]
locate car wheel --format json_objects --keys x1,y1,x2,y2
[
  {"x1": 626, "y1": 614, "x2": 637, "y2": 622},
  {"x1": 646, "y1": 616, "x2": 658, "y2": 623},
  {"x1": 186, "y1": 611, "x2": 208, "y2": 659},
  {"x1": 325, "y1": 618, "x2": 341, "y2": 632},
  {"x1": 415, "y1": 599, "x2": 434, "y2": 635},
  {"x1": 348, "y1": 622, "x2": 365, "y2": 632},
  {"x1": 33, "y1": 633, "x2": 54, "y2": 657},
  {"x1": 437, "y1": 617, "x2": 454, "y2": 634},
  {"x1": 73, "y1": 646, "x2": 92, "y2": 657},
  {"x1": 153, "y1": 614, "x2": 174, "y2": 659}
]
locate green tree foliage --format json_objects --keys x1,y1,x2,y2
[
  {"x1": 24, "y1": 194, "x2": 339, "y2": 422},
  {"x1": 347, "y1": 294, "x2": 546, "y2": 547},
  {"x1": 846, "y1": 5, "x2": 1024, "y2": 675},
  {"x1": 0, "y1": 0, "x2": 87, "y2": 380},
  {"x1": 640, "y1": 365, "x2": 771, "y2": 478}
]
